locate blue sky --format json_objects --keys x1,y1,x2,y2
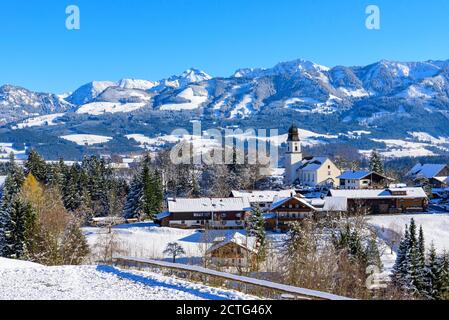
[{"x1": 1, "y1": 0, "x2": 449, "y2": 93}]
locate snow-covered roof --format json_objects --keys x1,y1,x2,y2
[
  {"x1": 337, "y1": 170, "x2": 371, "y2": 180},
  {"x1": 328, "y1": 187, "x2": 427, "y2": 199},
  {"x1": 206, "y1": 232, "x2": 258, "y2": 254},
  {"x1": 167, "y1": 197, "x2": 251, "y2": 213},
  {"x1": 231, "y1": 189, "x2": 297, "y2": 204},
  {"x1": 155, "y1": 211, "x2": 171, "y2": 220},
  {"x1": 299, "y1": 157, "x2": 329, "y2": 171},
  {"x1": 407, "y1": 164, "x2": 448, "y2": 179},
  {"x1": 270, "y1": 196, "x2": 316, "y2": 211},
  {"x1": 337, "y1": 170, "x2": 391, "y2": 180}
]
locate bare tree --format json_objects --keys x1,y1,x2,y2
[{"x1": 163, "y1": 242, "x2": 186, "y2": 263}]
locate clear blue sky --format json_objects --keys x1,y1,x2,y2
[{"x1": 1, "y1": 0, "x2": 449, "y2": 93}]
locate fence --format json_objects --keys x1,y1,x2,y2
[{"x1": 112, "y1": 256, "x2": 352, "y2": 300}]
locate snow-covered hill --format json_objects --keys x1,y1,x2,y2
[{"x1": 3, "y1": 58, "x2": 449, "y2": 159}]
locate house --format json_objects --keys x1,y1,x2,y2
[
  {"x1": 407, "y1": 164, "x2": 449, "y2": 188},
  {"x1": 157, "y1": 197, "x2": 251, "y2": 229},
  {"x1": 265, "y1": 196, "x2": 316, "y2": 231},
  {"x1": 206, "y1": 232, "x2": 258, "y2": 269},
  {"x1": 230, "y1": 189, "x2": 297, "y2": 211},
  {"x1": 284, "y1": 124, "x2": 341, "y2": 187},
  {"x1": 297, "y1": 157, "x2": 341, "y2": 188},
  {"x1": 337, "y1": 171, "x2": 393, "y2": 189},
  {"x1": 328, "y1": 187, "x2": 428, "y2": 215},
  {"x1": 265, "y1": 195, "x2": 348, "y2": 231}
]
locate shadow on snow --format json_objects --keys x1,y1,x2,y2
[{"x1": 96, "y1": 265, "x2": 233, "y2": 300}]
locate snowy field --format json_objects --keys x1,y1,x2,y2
[
  {"x1": 60, "y1": 134, "x2": 113, "y2": 146},
  {"x1": 368, "y1": 214, "x2": 449, "y2": 254},
  {"x1": 0, "y1": 258, "x2": 255, "y2": 300},
  {"x1": 84, "y1": 223, "x2": 250, "y2": 264}
]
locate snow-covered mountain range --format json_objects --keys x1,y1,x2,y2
[{"x1": 2, "y1": 59, "x2": 449, "y2": 160}]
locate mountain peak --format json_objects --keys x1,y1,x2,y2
[{"x1": 178, "y1": 68, "x2": 212, "y2": 82}]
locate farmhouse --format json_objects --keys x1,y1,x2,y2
[
  {"x1": 157, "y1": 197, "x2": 251, "y2": 229},
  {"x1": 206, "y1": 232, "x2": 258, "y2": 269},
  {"x1": 328, "y1": 187, "x2": 428, "y2": 215},
  {"x1": 337, "y1": 170, "x2": 393, "y2": 189},
  {"x1": 230, "y1": 189, "x2": 296, "y2": 211},
  {"x1": 264, "y1": 195, "x2": 347, "y2": 231},
  {"x1": 265, "y1": 196, "x2": 316, "y2": 231},
  {"x1": 407, "y1": 164, "x2": 449, "y2": 188}
]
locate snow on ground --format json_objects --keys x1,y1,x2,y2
[
  {"x1": 0, "y1": 143, "x2": 27, "y2": 159},
  {"x1": 361, "y1": 138, "x2": 437, "y2": 158},
  {"x1": 76, "y1": 102, "x2": 146, "y2": 115},
  {"x1": 368, "y1": 214, "x2": 449, "y2": 255},
  {"x1": 13, "y1": 113, "x2": 65, "y2": 129},
  {"x1": 126, "y1": 133, "x2": 220, "y2": 153},
  {"x1": 159, "y1": 87, "x2": 208, "y2": 111},
  {"x1": 0, "y1": 259, "x2": 254, "y2": 300},
  {"x1": 84, "y1": 223, "x2": 250, "y2": 264},
  {"x1": 61, "y1": 134, "x2": 113, "y2": 146},
  {"x1": 229, "y1": 94, "x2": 255, "y2": 119},
  {"x1": 408, "y1": 131, "x2": 449, "y2": 148},
  {"x1": 0, "y1": 257, "x2": 42, "y2": 269}
]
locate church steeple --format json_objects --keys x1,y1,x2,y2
[
  {"x1": 285, "y1": 124, "x2": 303, "y2": 185},
  {"x1": 287, "y1": 124, "x2": 301, "y2": 154},
  {"x1": 288, "y1": 124, "x2": 300, "y2": 142}
]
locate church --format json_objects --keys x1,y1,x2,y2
[{"x1": 284, "y1": 124, "x2": 341, "y2": 188}]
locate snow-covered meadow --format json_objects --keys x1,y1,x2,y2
[
  {"x1": 368, "y1": 213, "x2": 449, "y2": 254},
  {"x1": 0, "y1": 258, "x2": 255, "y2": 300}
]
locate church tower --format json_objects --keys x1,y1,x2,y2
[{"x1": 285, "y1": 124, "x2": 303, "y2": 185}]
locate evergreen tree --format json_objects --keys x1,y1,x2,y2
[
  {"x1": 369, "y1": 150, "x2": 384, "y2": 174},
  {"x1": 426, "y1": 243, "x2": 440, "y2": 299},
  {"x1": 141, "y1": 164, "x2": 153, "y2": 219},
  {"x1": 123, "y1": 172, "x2": 143, "y2": 219},
  {"x1": 436, "y1": 253, "x2": 449, "y2": 300},
  {"x1": 366, "y1": 236, "x2": 382, "y2": 269},
  {"x1": 61, "y1": 220, "x2": 90, "y2": 265},
  {"x1": 24, "y1": 149, "x2": 48, "y2": 183},
  {"x1": 246, "y1": 206, "x2": 266, "y2": 258},
  {"x1": 392, "y1": 226, "x2": 410, "y2": 288},
  {"x1": 2, "y1": 197, "x2": 36, "y2": 259},
  {"x1": 0, "y1": 157, "x2": 25, "y2": 256}
]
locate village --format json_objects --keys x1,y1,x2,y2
[
  {"x1": 64, "y1": 124, "x2": 446, "y2": 277},
  {"x1": 2, "y1": 124, "x2": 449, "y2": 299}
]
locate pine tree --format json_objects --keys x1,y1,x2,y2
[
  {"x1": 392, "y1": 226, "x2": 410, "y2": 288},
  {"x1": 246, "y1": 206, "x2": 266, "y2": 258},
  {"x1": 0, "y1": 157, "x2": 25, "y2": 257},
  {"x1": 416, "y1": 225, "x2": 427, "y2": 293},
  {"x1": 426, "y1": 243, "x2": 440, "y2": 299},
  {"x1": 437, "y1": 253, "x2": 449, "y2": 300},
  {"x1": 123, "y1": 172, "x2": 143, "y2": 219},
  {"x1": 369, "y1": 150, "x2": 384, "y2": 174},
  {"x1": 366, "y1": 236, "x2": 382, "y2": 270},
  {"x1": 61, "y1": 219, "x2": 90, "y2": 265},
  {"x1": 24, "y1": 149, "x2": 48, "y2": 183},
  {"x1": 2, "y1": 197, "x2": 36, "y2": 259},
  {"x1": 141, "y1": 164, "x2": 153, "y2": 219}
]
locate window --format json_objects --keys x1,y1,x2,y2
[{"x1": 295, "y1": 146, "x2": 298, "y2": 152}]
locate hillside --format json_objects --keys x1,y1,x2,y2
[{"x1": 2, "y1": 58, "x2": 449, "y2": 160}]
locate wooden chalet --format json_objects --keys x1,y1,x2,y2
[
  {"x1": 328, "y1": 187, "x2": 428, "y2": 215},
  {"x1": 156, "y1": 197, "x2": 251, "y2": 229},
  {"x1": 206, "y1": 233, "x2": 258, "y2": 269}
]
